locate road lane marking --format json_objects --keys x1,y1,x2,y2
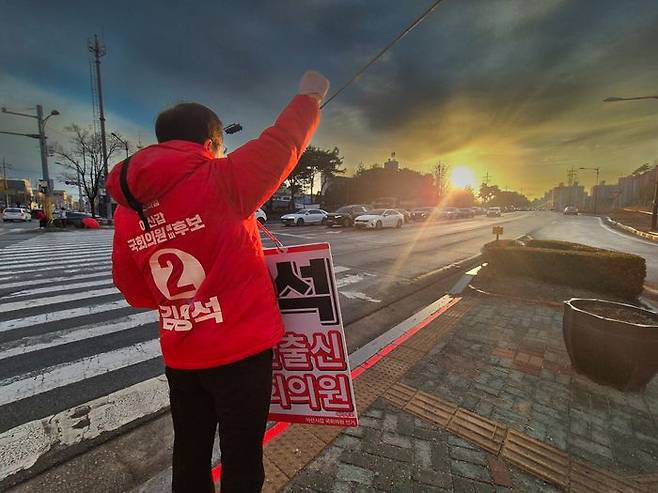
[
  {"x1": 0, "y1": 375, "x2": 169, "y2": 480},
  {"x1": 0, "y1": 312, "x2": 158, "y2": 361},
  {"x1": 0, "y1": 287, "x2": 119, "y2": 313},
  {"x1": 335, "y1": 273, "x2": 375, "y2": 288},
  {"x1": 0, "y1": 271, "x2": 112, "y2": 290},
  {"x1": 0, "y1": 248, "x2": 112, "y2": 264},
  {"x1": 0, "y1": 253, "x2": 111, "y2": 270},
  {"x1": 0, "y1": 299, "x2": 131, "y2": 332},
  {"x1": 334, "y1": 266, "x2": 350, "y2": 274},
  {"x1": 0, "y1": 260, "x2": 111, "y2": 275},
  {"x1": 598, "y1": 218, "x2": 658, "y2": 247},
  {"x1": 0, "y1": 264, "x2": 111, "y2": 284},
  {"x1": 4, "y1": 279, "x2": 115, "y2": 298},
  {"x1": 339, "y1": 291, "x2": 382, "y2": 303},
  {"x1": 0, "y1": 339, "x2": 161, "y2": 407}
]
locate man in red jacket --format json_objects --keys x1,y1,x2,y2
[{"x1": 108, "y1": 71, "x2": 329, "y2": 492}]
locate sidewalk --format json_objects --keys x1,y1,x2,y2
[{"x1": 264, "y1": 293, "x2": 658, "y2": 492}]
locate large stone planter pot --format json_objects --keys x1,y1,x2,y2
[{"x1": 563, "y1": 298, "x2": 658, "y2": 392}]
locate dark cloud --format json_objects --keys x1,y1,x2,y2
[{"x1": 1, "y1": 0, "x2": 657, "y2": 195}]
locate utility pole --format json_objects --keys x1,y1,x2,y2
[
  {"x1": 111, "y1": 132, "x2": 129, "y2": 159},
  {"x1": 567, "y1": 166, "x2": 577, "y2": 207},
  {"x1": 1, "y1": 105, "x2": 59, "y2": 217},
  {"x1": 89, "y1": 34, "x2": 111, "y2": 221},
  {"x1": 651, "y1": 164, "x2": 658, "y2": 231},
  {"x1": 1, "y1": 158, "x2": 12, "y2": 208}
]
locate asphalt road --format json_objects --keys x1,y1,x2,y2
[{"x1": 0, "y1": 210, "x2": 655, "y2": 484}]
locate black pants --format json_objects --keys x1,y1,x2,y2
[{"x1": 165, "y1": 349, "x2": 273, "y2": 493}]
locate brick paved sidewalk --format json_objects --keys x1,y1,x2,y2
[{"x1": 263, "y1": 294, "x2": 658, "y2": 492}]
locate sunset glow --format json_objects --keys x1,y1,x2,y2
[{"x1": 450, "y1": 166, "x2": 477, "y2": 189}]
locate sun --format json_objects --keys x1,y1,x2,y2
[{"x1": 450, "y1": 166, "x2": 477, "y2": 189}]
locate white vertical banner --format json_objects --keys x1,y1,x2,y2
[{"x1": 264, "y1": 243, "x2": 358, "y2": 427}]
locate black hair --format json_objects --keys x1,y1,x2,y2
[{"x1": 155, "y1": 102, "x2": 223, "y2": 148}]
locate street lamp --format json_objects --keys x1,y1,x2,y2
[
  {"x1": 579, "y1": 167, "x2": 600, "y2": 214},
  {"x1": 0, "y1": 105, "x2": 59, "y2": 215},
  {"x1": 110, "y1": 132, "x2": 129, "y2": 159},
  {"x1": 603, "y1": 94, "x2": 658, "y2": 230}
]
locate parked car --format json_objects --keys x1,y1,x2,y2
[
  {"x1": 439, "y1": 207, "x2": 459, "y2": 220},
  {"x1": 281, "y1": 208, "x2": 327, "y2": 226},
  {"x1": 354, "y1": 209, "x2": 404, "y2": 229},
  {"x1": 411, "y1": 207, "x2": 436, "y2": 222},
  {"x1": 256, "y1": 208, "x2": 267, "y2": 224},
  {"x1": 486, "y1": 207, "x2": 502, "y2": 217},
  {"x1": 457, "y1": 208, "x2": 475, "y2": 219},
  {"x1": 563, "y1": 206, "x2": 579, "y2": 216},
  {"x1": 396, "y1": 209, "x2": 412, "y2": 224},
  {"x1": 2, "y1": 207, "x2": 32, "y2": 222},
  {"x1": 325, "y1": 204, "x2": 368, "y2": 228},
  {"x1": 63, "y1": 211, "x2": 96, "y2": 228}
]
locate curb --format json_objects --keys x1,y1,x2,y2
[{"x1": 604, "y1": 216, "x2": 658, "y2": 243}]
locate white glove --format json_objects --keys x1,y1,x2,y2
[{"x1": 298, "y1": 70, "x2": 329, "y2": 103}]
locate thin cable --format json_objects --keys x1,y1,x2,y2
[{"x1": 320, "y1": 0, "x2": 447, "y2": 109}]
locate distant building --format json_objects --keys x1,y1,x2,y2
[
  {"x1": 544, "y1": 183, "x2": 587, "y2": 211},
  {"x1": 617, "y1": 165, "x2": 656, "y2": 208},
  {"x1": 1, "y1": 179, "x2": 33, "y2": 209},
  {"x1": 52, "y1": 190, "x2": 73, "y2": 209},
  {"x1": 383, "y1": 152, "x2": 399, "y2": 171},
  {"x1": 587, "y1": 182, "x2": 620, "y2": 211}
]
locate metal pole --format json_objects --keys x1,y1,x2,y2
[
  {"x1": 2, "y1": 158, "x2": 9, "y2": 208},
  {"x1": 76, "y1": 167, "x2": 83, "y2": 211},
  {"x1": 594, "y1": 168, "x2": 599, "y2": 215},
  {"x1": 651, "y1": 164, "x2": 658, "y2": 231},
  {"x1": 91, "y1": 35, "x2": 111, "y2": 221},
  {"x1": 36, "y1": 105, "x2": 53, "y2": 218}
]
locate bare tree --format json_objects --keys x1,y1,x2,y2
[{"x1": 55, "y1": 124, "x2": 123, "y2": 217}]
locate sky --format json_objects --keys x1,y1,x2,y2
[{"x1": 1, "y1": 0, "x2": 657, "y2": 199}]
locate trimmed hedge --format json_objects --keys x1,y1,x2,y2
[{"x1": 482, "y1": 239, "x2": 646, "y2": 299}]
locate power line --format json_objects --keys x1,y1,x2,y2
[{"x1": 320, "y1": 0, "x2": 447, "y2": 109}]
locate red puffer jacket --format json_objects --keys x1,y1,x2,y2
[{"x1": 108, "y1": 95, "x2": 320, "y2": 369}]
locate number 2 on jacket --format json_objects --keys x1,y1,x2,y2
[{"x1": 149, "y1": 248, "x2": 206, "y2": 300}]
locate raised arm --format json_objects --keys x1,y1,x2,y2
[{"x1": 215, "y1": 71, "x2": 329, "y2": 218}]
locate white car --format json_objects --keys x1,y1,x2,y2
[
  {"x1": 486, "y1": 207, "x2": 502, "y2": 217},
  {"x1": 3, "y1": 207, "x2": 32, "y2": 222},
  {"x1": 354, "y1": 209, "x2": 404, "y2": 229},
  {"x1": 256, "y1": 208, "x2": 267, "y2": 224},
  {"x1": 281, "y1": 209, "x2": 328, "y2": 226}
]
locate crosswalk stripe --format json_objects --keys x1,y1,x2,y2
[
  {"x1": 0, "y1": 264, "x2": 111, "y2": 284},
  {"x1": 0, "y1": 254, "x2": 111, "y2": 270},
  {"x1": 0, "y1": 338, "x2": 161, "y2": 407},
  {"x1": 0, "y1": 312, "x2": 159, "y2": 361},
  {"x1": 4, "y1": 279, "x2": 116, "y2": 298},
  {"x1": 0, "y1": 287, "x2": 119, "y2": 313},
  {"x1": 0, "y1": 260, "x2": 111, "y2": 275},
  {"x1": 334, "y1": 266, "x2": 350, "y2": 274},
  {"x1": 0, "y1": 375, "x2": 169, "y2": 480},
  {"x1": 0, "y1": 248, "x2": 112, "y2": 264},
  {"x1": 0, "y1": 242, "x2": 112, "y2": 255},
  {"x1": 0, "y1": 299, "x2": 131, "y2": 332},
  {"x1": 0, "y1": 271, "x2": 112, "y2": 290}
]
